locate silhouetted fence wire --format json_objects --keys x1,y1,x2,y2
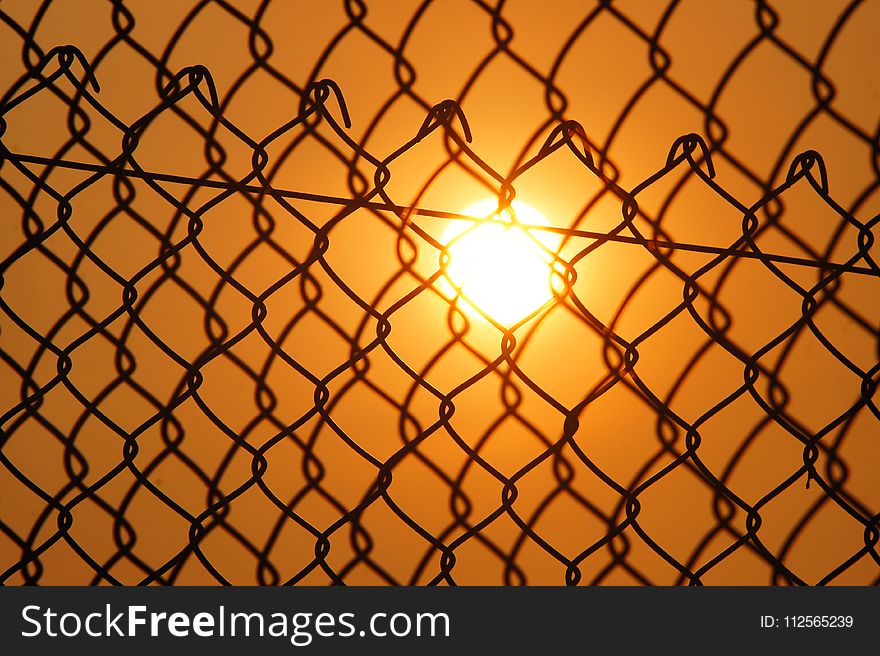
[{"x1": 0, "y1": 1, "x2": 878, "y2": 585}]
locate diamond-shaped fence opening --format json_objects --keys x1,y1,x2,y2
[{"x1": 0, "y1": 1, "x2": 878, "y2": 586}]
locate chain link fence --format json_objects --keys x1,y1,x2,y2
[{"x1": 0, "y1": 0, "x2": 878, "y2": 585}]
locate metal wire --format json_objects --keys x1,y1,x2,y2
[{"x1": 0, "y1": 0, "x2": 878, "y2": 586}]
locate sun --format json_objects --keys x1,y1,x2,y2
[{"x1": 438, "y1": 199, "x2": 564, "y2": 326}]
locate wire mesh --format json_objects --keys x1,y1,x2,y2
[{"x1": 0, "y1": 0, "x2": 878, "y2": 585}]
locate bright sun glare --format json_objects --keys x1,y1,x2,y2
[{"x1": 439, "y1": 200, "x2": 563, "y2": 326}]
